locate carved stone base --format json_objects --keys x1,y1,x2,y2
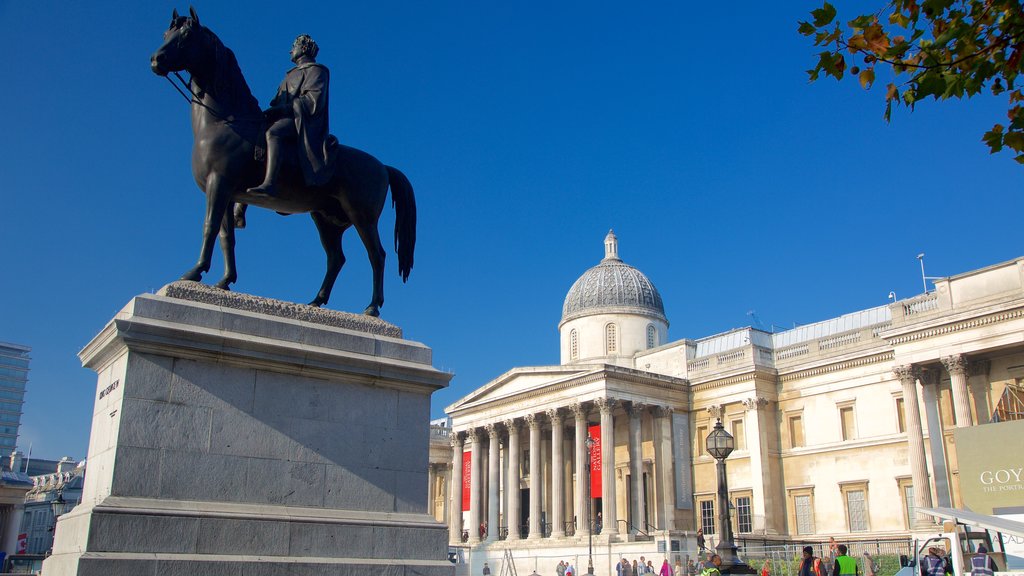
[{"x1": 43, "y1": 286, "x2": 452, "y2": 576}]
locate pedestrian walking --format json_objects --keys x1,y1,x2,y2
[
  {"x1": 861, "y1": 552, "x2": 875, "y2": 576},
  {"x1": 557, "y1": 560, "x2": 566, "y2": 576},
  {"x1": 701, "y1": 555, "x2": 722, "y2": 576},
  {"x1": 697, "y1": 529, "x2": 706, "y2": 552},
  {"x1": 633, "y1": 559, "x2": 640, "y2": 576},
  {"x1": 833, "y1": 544, "x2": 859, "y2": 576},
  {"x1": 921, "y1": 547, "x2": 948, "y2": 576},
  {"x1": 800, "y1": 546, "x2": 825, "y2": 576},
  {"x1": 483, "y1": 563, "x2": 491, "y2": 576},
  {"x1": 760, "y1": 560, "x2": 771, "y2": 576},
  {"x1": 660, "y1": 558, "x2": 672, "y2": 576},
  {"x1": 674, "y1": 558, "x2": 684, "y2": 576},
  {"x1": 970, "y1": 545, "x2": 996, "y2": 576}
]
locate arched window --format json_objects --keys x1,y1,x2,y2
[
  {"x1": 647, "y1": 325, "x2": 657, "y2": 349},
  {"x1": 606, "y1": 324, "x2": 617, "y2": 354},
  {"x1": 570, "y1": 329, "x2": 579, "y2": 360}
]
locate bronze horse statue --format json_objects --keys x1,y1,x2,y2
[{"x1": 150, "y1": 8, "x2": 415, "y2": 316}]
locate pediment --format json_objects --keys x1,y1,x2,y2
[{"x1": 445, "y1": 364, "x2": 597, "y2": 414}]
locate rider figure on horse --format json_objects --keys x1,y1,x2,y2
[{"x1": 248, "y1": 34, "x2": 334, "y2": 197}]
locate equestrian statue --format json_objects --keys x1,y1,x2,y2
[{"x1": 150, "y1": 8, "x2": 415, "y2": 316}]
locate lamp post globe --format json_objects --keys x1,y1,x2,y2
[
  {"x1": 705, "y1": 419, "x2": 754, "y2": 574},
  {"x1": 705, "y1": 420, "x2": 735, "y2": 460}
]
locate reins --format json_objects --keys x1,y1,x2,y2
[{"x1": 165, "y1": 71, "x2": 259, "y2": 125}]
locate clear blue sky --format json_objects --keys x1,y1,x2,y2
[{"x1": 1, "y1": 2, "x2": 1020, "y2": 460}]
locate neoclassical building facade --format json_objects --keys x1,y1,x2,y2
[{"x1": 440, "y1": 231, "x2": 1024, "y2": 571}]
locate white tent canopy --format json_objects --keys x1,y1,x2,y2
[{"x1": 920, "y1": 507, "x2": 1024, "y2": 538}]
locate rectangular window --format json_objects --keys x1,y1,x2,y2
[
  {"x1": 939, "y1": 388, "x2": 955, "y2": 427},
  {"x1": 896, "y1": 397, "x2": 906, "y2": 433},
  {"x1": 840, "y1": 406, "x2": 856, "y2": 441},
  {"x1": 731, "y1": 419, "x2": 746, "y2": 451},
  {"x1": 696, "y1": 425, "x2": 708, "y2": 456},
  {"x1": 846, "y1": 490, "x2": 868, "y2": 531},
  {"x1": 699, "y1": 499, "x2": 715, "y2": 534},
  {"x1": 735, "y1": 496, "x2": 752, "y2": 533},
  {"x1": 903, "y1": 483, "x2": 915, "y2": 529},
  {"x1": 794, "y1": 494, "x2": 814, "y2": 534},
  {"x1": 788, "y1": 415, "x2": 804, "y2": 448}
]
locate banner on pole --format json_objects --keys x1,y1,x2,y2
[
  {"x1": 589, "y1": 424, "x2": 601, "y2": 496},
  {"x1": 462, "y1": 451, "x2": 472, "y2": 511}
]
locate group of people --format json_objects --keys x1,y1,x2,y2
[
  {"x1": 615, "y1": 557, "x2": 682, "y2": 576},
  {"x1": 613, "y1": 555, "x2": 732, "y2": 576},
  {"x1": 485, "y1": 538, "x2": 998, "y2": 576},
  {"x1": 556, "y1": 560, "x2": 579, "y2": 576},
  {"x1": 798, "y1": 542, "x2": 876, "y2": 576}
]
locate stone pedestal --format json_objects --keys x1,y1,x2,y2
[{"x1": 43, "y1": 282, "x2": 454, "y2": 576}]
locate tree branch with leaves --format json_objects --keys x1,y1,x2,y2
[{"x1": 800, "y1": 0, "x2": 1024, "y2": 162}]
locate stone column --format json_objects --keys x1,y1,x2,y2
[
  {"x1": 571, "y1": 402, "x2": 590, "y2": 537},
  {"x1": 505, "y1": 418, "x2": 521, "y2": 540},
  {"x1": 626, "y1": 402, "x2": 646, "y2": 534},
  {"x1": 468, "y1": 428, "x2": 483, "y2": 544},
  {"x1": 1, "y1": 503, "x2": 24, "y2": 557},
  {"x1": 742, "y1": 397, "x2": 777, "y2": 534},
  {"x1": 942, "y1": 354, "x2": 974, "y2": 427},
  {"x1": 596, "y1": 397, "x2": 619, "y2": 536},
  {"x1": 548, "y1": 408, "x2": 565, "y2": 538},
  {"x1": 920, "y1": 369, "x2": 952, "y2": 507},
  {"x1": 527, "y1": 413, "x2": 543, "y2": 539},
  {"x1": 651, "y1": 405, "x2": 674, "y2": 531},
  {"x1": 486, "y1": 424, "x2": 501, "y2": 542},
  {"x1": 894, "y1": 365, "x2": 934, "y2": 530},
  {"x1": 449, "y1": 433, "x2": 464, "y2": 545},
  {"x1": 969, "y1": 360, "x2": 993, "y2": 425}
]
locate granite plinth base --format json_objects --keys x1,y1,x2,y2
[{"x1": 43, "y1": 284, "x2": 452, "y2": 576}]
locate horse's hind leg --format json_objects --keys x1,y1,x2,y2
[
  {"x1": 309, "y1": 212, "x2": 347, "y2": 307},
  {"x1": 353, "y1": 218, "x2": 386, "y2": 317},
  {"x1": 215, "y1": 201, "x2": 238, "y2": 289}
]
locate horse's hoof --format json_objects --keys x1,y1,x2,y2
[
  {"x1": 214, "y1": 280, "x2": 233, "y2": 290},
  {"x1": 308, "y1": 298, "x2": 325, "y2": 308},
  {"x1": 234, "y1": 215, "x2": 246, "y2": 229},
  {"x1": 181, "y1": 267, "x2": 204, "y2": 282},
  {"x1": 362, "y1": 305, "x2": 380, "y2": 317}
]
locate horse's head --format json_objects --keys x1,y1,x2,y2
[{"x1": 150, "y1": 7, "x2": 205, "y2": 77}]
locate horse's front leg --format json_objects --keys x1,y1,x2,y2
[
  {"x1": 181, "y1": 172, "x2": 232, "y2": 283},
  {"x1": 215, "y1": 200, "x2": 238, "y2": 289},
  {"x1": 308, "y1": 212, "x2": 347, "y2": 307}
]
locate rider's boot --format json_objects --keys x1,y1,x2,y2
[{"x1": 247, "y1": 137, "x2": 281, "y2": 197}]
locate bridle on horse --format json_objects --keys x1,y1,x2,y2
[{"x1": 165, "y1": 71, "x2": 259, "y2": 125}]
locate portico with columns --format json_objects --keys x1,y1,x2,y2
[{"x1": 447, "y1": 367, "x2": 691, "y2": 547}]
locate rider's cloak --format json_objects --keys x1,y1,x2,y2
[{"x1": 270, "y1": 62, "x2": 332, "y2": 186}]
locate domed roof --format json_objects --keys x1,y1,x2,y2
[{"x1": 560, "y1": 231, "x2": 667, "y2": 325}]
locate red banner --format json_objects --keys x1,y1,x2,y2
[
  {"x1": 462, "y1": 451, "x2": 472, "y2": 511},
  {"x1": 589, "y1": 424, "x2": 602, "y2": 497}
]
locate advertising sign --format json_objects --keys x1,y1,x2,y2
[{"x1": 955, "y1": 419, "x2": 1024, "y2": 515}]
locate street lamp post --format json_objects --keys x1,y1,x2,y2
[
  {"x1": 705, "y1": 420, "x2": 754, "y2": 574},
  {"x1": 48, "y1": 488, "x2": 68, "y2": 556},
  {"x1": 585, "y1": 434, "x2": 596, "y2": 576}
]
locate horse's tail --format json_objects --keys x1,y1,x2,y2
[{"x1": 387, "y1": 165, "x2": 416, "y2": 282}]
